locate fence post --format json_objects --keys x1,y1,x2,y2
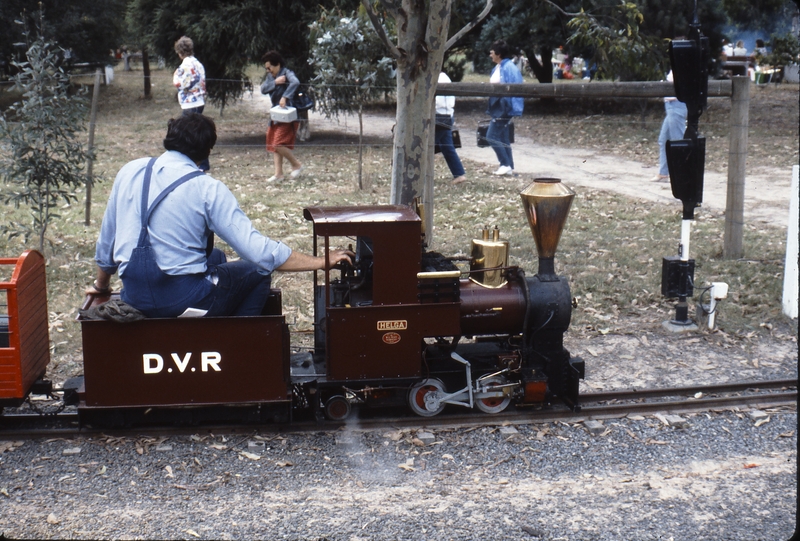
[
  {"x1": 85, "y1": 68, "x2": 101, "y2": 226},
  {"x1": 723, "y1": 76, "x2": 749, "y2": 259},
  {"x1": 782, "y1": 165, "x2": 799, "y2": 318}
]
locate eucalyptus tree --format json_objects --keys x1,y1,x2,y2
[
  {"x1": 361, "y1": 0, "x2": 493, "y2": 210},
  {"x1": 0, "y1": 21, "x2": 92, "y2": 253},
  {"x1": 308, "y1": 10, "x2": 396, "y2": 189}
]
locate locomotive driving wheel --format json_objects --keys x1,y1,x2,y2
[
  {"x1": 475, "y1": 376, "x2": 511, "y2": 414},
  {"x1": 408, "y1": 378, "x2": 446, "y2": 417},
  {"x1": 324, "y1": 395, "x2": 352, "y2": 421}
]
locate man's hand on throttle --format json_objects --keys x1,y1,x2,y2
[{"x1": 327, "y1": 249, "x2": 355, "y2": 270}]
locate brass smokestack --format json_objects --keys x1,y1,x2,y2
[{"x1": 520, "y1": 178, "x2": 575, "y2": 281}]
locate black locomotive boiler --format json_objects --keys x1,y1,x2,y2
[{"x1": 0, "y1": 178, "x2": 583, "y2": 425}]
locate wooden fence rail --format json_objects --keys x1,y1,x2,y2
[{"x1": 432, "y1": 79, "x2": 746, "y2": 259}]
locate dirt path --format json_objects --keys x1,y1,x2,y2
[{"x1": 278, "y1": 97, "x2": 794, "y2": 230}]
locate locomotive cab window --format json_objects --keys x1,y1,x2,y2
[{"x1": 329, "y1": 235, "x2": 374, "y2": 308}]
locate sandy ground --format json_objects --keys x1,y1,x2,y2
[{"x1": 292, "y1": 104, "x2": 795, "y2": 230}]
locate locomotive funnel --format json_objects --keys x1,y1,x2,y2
[{"x1": 520, "y1": 178, "x2": 575, "y2": 281}]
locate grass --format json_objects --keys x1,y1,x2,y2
[{"x1": 0, "y1": 65, "x2": 796, "y2": 383}]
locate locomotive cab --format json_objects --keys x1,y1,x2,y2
[{"x1": 304, "y1": 206, "x2": 461, "y2": 384}]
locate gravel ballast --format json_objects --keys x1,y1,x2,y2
[{"x1": 0, "y1": 407, "x2": 795, "y2": 540}]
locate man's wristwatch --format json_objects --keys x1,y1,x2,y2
[{"x1": 93, "y1": 281, "x2": 111, "y2": 294}]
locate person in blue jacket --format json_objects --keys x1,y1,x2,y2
[{"x1": 486, "y1": 40, "x2": 524, "y2": 176}]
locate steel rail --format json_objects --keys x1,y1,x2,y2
[
  {"x1": 0, "y1": 380, "x2": 796, "y2": 439},
  {"x1": 579, "y1": 378, "x2": 797, "y2": 403}
]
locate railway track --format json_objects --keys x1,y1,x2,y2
[
  {"x1": 367, "y1": 378, "x2": 798, "y2": 429},
  {"x1": 0, "y1": 378, "x2": 795, "y2": 439}
]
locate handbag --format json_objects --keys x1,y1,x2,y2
[
  {"x1": 292, "y1": 88, "x2": 314, "y2": 111},
  {"x1": 477, "y1": 120, "x2": 514, "y2": 148},
  {"x1": 451, "y1": 129, "x2": 462, "y2": 148},
  {"x1": 477, "y1": 121, "x2": 490, "y2": 148}
]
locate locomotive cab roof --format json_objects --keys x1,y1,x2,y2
[
  {"x1": 303, "y1": 205, "x2": 420, "y2": 228},
  {"x1": 304, "y1": 205, "x2": 423, "y2": 306}
]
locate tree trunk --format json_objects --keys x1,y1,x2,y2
[
  {"x1": 390, "y1": 0, "x2": 451, "y2": 209},
  {"x1": 142, "y1": 46, "x2": 151, "y2": 99},
  {"x1": 525, "y1": 45, "x2": 554, "y2": 84}
]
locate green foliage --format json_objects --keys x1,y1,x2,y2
[
  {"x1": 470, "y1": 0, "x2": 726, "y2": 82},
  {"x1": 443, "y1": 55, "x2": 469, "y2": 82},
  {"x1": 127, "y1": 0, "x2": 270, "y2": 112},
  {"x1": 308, "y1": 9, "x2": 395, "y2": 119},
  {"x1": 0, "y1": 0, "x2": 127, "y2": 74},
  {"x1": 126, "y1": 0, "x2": 361, "y2": 112},
  {"x1": 0, "y1": 26, "x2": 92, "y2": 253},
  {"x1": 758, "y1": 32, "x2": 800, "y2": 67},
  {"x1": 472, "y1": 0, "x2": 568, "y2": 76},
  {"x1": 722, "y1": 0, "x2": 797, "y2": 35},
  {"x1": 567, "y1": 2, "x2": 668, "y2": 81}
]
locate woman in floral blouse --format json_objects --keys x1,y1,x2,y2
[{"x1": 173, "y1": 36, "x2": 209, "y2": 171}]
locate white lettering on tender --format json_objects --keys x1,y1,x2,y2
[
  {"x1": 142, "y1": 352, "x2": 222, "y2": 374},
  {"x1": 143, "y1": 354, "x2": 164, "y2": 374},
  {"x1": 171, "y1": 352, "x2": 192, "y2": 373},
  {"x1": 201, "y1": 352, "x2": 222, "y2": 372}
]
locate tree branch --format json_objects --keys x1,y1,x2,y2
[
  {"x1": 361, "y1": 0, "x2": 404, "y2": 60},
  {"x1": 540, "y1": 0, "x2": 582, "y2": 18},
  {"x1": 444, "y1": 0, "x2": 493, "y2": 51}
]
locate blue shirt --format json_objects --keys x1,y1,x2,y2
[
  {"x1": 487, "y1": 59, "x2": 524, "y2": 118},
  {"x1": 95, "y1": 151, "x2": 292, "y2": 277}
]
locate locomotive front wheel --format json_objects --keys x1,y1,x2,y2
[
  {"x1": 408, "y1": 378, "x2": 446, "y2": 417},
  {"x1": 324, "y1": 395, "x2": 352, "y2": 421},
  {"x1": 475, "y1": 376, "x2": 511, "y2": 414}
]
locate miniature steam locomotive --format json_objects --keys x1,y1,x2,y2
[{"x1": 0, "y1": 178, "x2": 583, "y2": 426}]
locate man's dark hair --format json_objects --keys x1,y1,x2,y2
[
  {"x1": 260, "y1": 50, "x2": 284, "y2": 67},
  {"x1": 490, "y1": 40, "x2": 513, "y2": 59},
  {"x1": 163, "y1": 114, "x2": 217, "y2": 165}
]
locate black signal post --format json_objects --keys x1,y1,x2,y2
[{"x1": 661, "y1": 3, "x2": 710, "y2": 330}]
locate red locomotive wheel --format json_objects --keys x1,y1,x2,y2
[
  {"x1": 324, "y1": 395, "x2": 352, "y2": 421},
  {"x1": 475, "y1": 376, "x2": 511, "y2": 414},
  {"x1": 408, "y1": 378, "x2": 446, "y2": 417}
]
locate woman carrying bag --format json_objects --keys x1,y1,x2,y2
[
  {"x1": 261, "y1": 50, "x2": 303, "y2": 182},
  {"x1": 486, "y1": 39, "x2": 523, "y2": 176},
  {"x1": 434, "y1": 72, "x2": 467, "y2": 185}
]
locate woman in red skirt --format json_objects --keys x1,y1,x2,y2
[{"x1": 261, "y1": 51, "x2": 303, "y2": 182}]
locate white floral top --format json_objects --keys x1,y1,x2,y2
[{"x1": 173, "y1": 56, "x2": 206, "y2": 109}]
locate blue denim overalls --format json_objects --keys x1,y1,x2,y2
[{"x1": 119, "y1": 158, "x2": 213, "y2": 318}]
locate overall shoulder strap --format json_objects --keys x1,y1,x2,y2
[
  {"x1": 136, "y1": 162, "x2": 205, "y2": 246},
  {"x1": 139, "y1": 158, "x2": 158, "y2": 229}
]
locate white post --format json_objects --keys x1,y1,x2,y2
[
  {"x1": 782, "y1": 165, "x2": 799, "y2": 318},
  {"x1": 680, "y1": 220, "x2": 691, "y2": 260}
]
